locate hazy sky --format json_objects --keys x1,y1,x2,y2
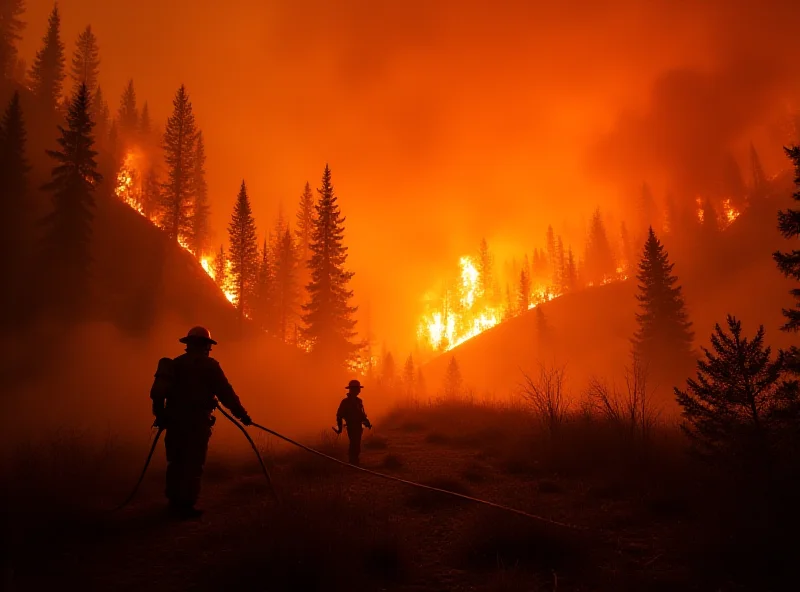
[{"x1": 21, "y1": 0, "x2": 800, "y2": 353}]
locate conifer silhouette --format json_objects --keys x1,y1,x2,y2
[
  {"x1": 70, "y1": 25, "x2": 100, "y2": 93},
  {"x1": 633, "y1": 228, "x2": 693, "y2": 373},
  {"x1": 301, "y1": 164, "x2": 358, "y2": 365},
  {"x1": 29, "y1": 3, "x2": 65, "y2": 112},
  {"x1": 0, "y1": 0, "x2": 25, "y2": 80},
  {"x1": 227, "y1": 181, "x2": 258, "y2": 321},
  {"x1": 40, "y1": 83, "x2": 101, "y2": 315},
  {"x1": 0, "y1": 91, "x2": 30, "y2": 326},
  {"x1": 160, "y1": 84, "x2": 196, "y2": 241},
  {"x1": 189, "y1": 130, "x2": 209, "y2": 255},
  {"x1": 675, "y1": 316, "x2": 797, "y2": 463}
]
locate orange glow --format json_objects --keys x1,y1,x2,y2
[
  {"x1": 417, "y1": 256, "x2": 501, "y2": 352},
  {"x1": 696, "y1": 198, "x2": 704, "y2": 223},
  {"x1": 722, "y1": 198, "x2": 741, "y2": 226},
  {"x1": 114, "y1": 149, "x2": 235, "y2": 305}
]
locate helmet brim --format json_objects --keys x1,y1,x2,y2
[{"x1": 179, "y1": 336, "x2": 218, "y2": 345}]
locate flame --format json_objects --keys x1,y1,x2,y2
[
  {"x1": 114, "y1": 148, "x2": 236, "y2": 306},
  {"x1": 417, "y1": 255, "x2": 501, "y2": 352},
  {"x1": 722, "y1": 198, "x2": 740, "y2": 226},
  {"x1": 696, "y1": 197, "x2": 704, "y2": 223}
]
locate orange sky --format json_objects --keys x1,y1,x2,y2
[{"x1": 21, "y1": 0, "x2": 800, "y2": 354}]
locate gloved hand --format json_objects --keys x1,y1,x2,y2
[
  {"x1": 153, "y1": 414, "x2": 167, "y2": 429},
  {"x1": 333, "y1": 426, "x2": 342, "y2": 435},
  {"x1": 239, "y1": 414, "x2": 252, "y2": 426},
  {"x1": 364, "y1": 420, "x2": 373, "y2": 430}
]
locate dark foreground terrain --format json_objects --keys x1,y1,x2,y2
[{"x1": 2, "y1": 401, "x2": 792, "y2": 592}]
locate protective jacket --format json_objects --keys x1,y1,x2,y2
[
  {"x1": 150, "y1": 352, "x2": 248, "y2": 422},
  {"x1": 336, "y1": 395, "x2": 369, "y2": 430}
]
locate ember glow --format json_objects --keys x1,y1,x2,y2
[
  {"x1": 418, "y1": 256, "x2": 501, "y2": 352},
  {"x1": 722, "y1": 199, "x2": 741, "y2": 226},
  {"x1": 114, "y1": 149, "x2": 236, "y2": 305}
]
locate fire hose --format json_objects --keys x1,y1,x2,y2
[{"x1": 116, "y1": 412, "x2": 581, "y2": 530}]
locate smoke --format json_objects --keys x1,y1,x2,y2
[
  {"x1": 587, "y1": 0, "x2": 800, "y2": 199},
  {"x1": 18, "y1": 0, "x2": 800, "y2": 353}
]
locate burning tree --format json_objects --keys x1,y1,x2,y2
[
  {"x1": 69, "y1": 25, "x2": 100, "y2": 94},
  {"x1": 39, "y1": 83, "x2": 101, "y2": 315},
  {"x1": 29, "y1": 3, "x2": 65, "y2": 112},
  {"x1": 633, "y1": 228, "x2": 694, "y2": 378},
  {"x1": 301, "y1": 164, "x2": 359, "y2": 365},
  {"x1": 160, "y1": 84, "x2": 197, "y2": 242},
  {"x1": 227, "y1": 181, "x2": 258, "y2": 321}
]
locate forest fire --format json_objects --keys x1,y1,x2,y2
[
  {"x1": 722, "y1": 198, "x2": 741, "y2": 225},
  {"x1": 114, "y1": 149, "x2": 236, "y2": 305},
  {"x1": 418, "y1": 256, "x2": 501, "y2": 351}
]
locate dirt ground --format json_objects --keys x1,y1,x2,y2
[{"x1": 3, "y1": 403, "x2": 750, "y2": 591}]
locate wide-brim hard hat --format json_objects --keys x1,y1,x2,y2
[
  {"x1": 179, "y1": 326, "x2": 218, "y2": 345},
  {"x1": 346, "y1": 380, "x2": 364, "y2": 389}
]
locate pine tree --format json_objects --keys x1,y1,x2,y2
[
  {"x1": 503, "y1": 283, "x2": 514, "y2": 320},
  {"x1": 0, "y1": 91, "x2": 30, "y2": 326},
  {"x1": 301, "y1": 164, "x2": 358, "y2": 365},
  {"x1": 403, "y1": 354, "x2": 415, "y2": 401},
  {"x1": 620, "y1": 221, "x2": 634, "y2": 272},
  {"x1": 70, "y1": 25, "x2": 100, "y2": 94},
  {"x1": 117, "y1": 79, "x2": 138, "y2": 144},
  {"x1": 555, "y1": 236, "x2": 567, "y2": 294},
  {"x1": 675, "y1": 316, "x2": 797, "y2": 463},
  {"x1": 160, "y1": 85, "x2": 196, "y2": 241},
  {"x1": 295, "y1": 181, "x2": 314, "y2": 266},
  {"x1": 518, "y1": 266, "x2": 531, "y2": 313},
  {"x1": 585, "y1": 208, "x2": 615, "y2": 285},
  {"x1": 565, "y1": 247, "x2": 578, "y2": 292},
  {"x1": 546, "y1": 224, "x2": 556, "y2": 282},
  {"x1": 274, "y1": 227, "x2": 298, "y2": 342},
  {"x1": 750, "y1": 143, "x2": 768, "y2": 198},
  {"x1": 253, "y1": 238, "x2": 273, "y2": 331},
  {"x1": 40, "y1": 83, "x2": 101, "y2": 315},
  {"x1": 91, "y1": 86, "x2": 109, "y2": 146},
  {"x1": 633, "y1": 228, "x2": 694, "y2": 373},
  {"x1": 141, "y1": 167, "x2": 160, "y2": 219},
  {"x1": 775, "y1": 146, "x2": 800, "y2": 373},
  {"x1": 139, "y1": 102, "x2": 151, "y2": 136},
  {"x1": 189, "y1": 130, "x2": 209, "y2": 255},
  {"x1": 227, "y1": 181, "x2": 258, "y2": 321},
  {"x1": 213, "y1": 244, "x2": 227, "y2": 290},
  {"x1": 0, "y1": 0, "x2": 25, "y2": 80},
  {"x1": 478, "y1": 237, "x2": 493, "y2": 301},
  {"x1": 381, "y1": 351, "x2": 396, "y2": 389},
  {"x1": 443, "y1": 356, "x2": 463, "y2": 400},
  {"x1": 29, "y1": 3, "x2": 65, "y2": 112}
]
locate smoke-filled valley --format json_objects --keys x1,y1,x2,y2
[{"x1": 3, "y1": 1, "x2": 800, "y2": 590}]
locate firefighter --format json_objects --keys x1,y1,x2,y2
[
  {"x1": 150, "y1": 326, "x2": 252, "y2": 519},
  {"x1": 334, "y1": 379, "x2": 372, "y2": 465}
]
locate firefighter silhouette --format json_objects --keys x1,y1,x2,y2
[
  {"x1": 150, "y1": 326, "x2": 251, "y2": 519},
  {"x1": 335, "y1": 379, "x2": 372, "y2": 465}
]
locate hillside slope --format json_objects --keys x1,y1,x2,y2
[{"x1": 423, "y1": 192, "x2": 796, "y2": 400}]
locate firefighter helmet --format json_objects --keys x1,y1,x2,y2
[
  {"x1": 346, "y1": 379, "x2": 364, "y2": 390},
  {"x1": 179, "y1": 326, "x2": 218, "y2": 345}
]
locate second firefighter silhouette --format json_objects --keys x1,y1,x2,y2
[
  {"x1": 335, "y1": 379, "x2": 372, "y2": 465},
  {"x1": 150, "y1": 326, "x2": 252, "y2": 519}
]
